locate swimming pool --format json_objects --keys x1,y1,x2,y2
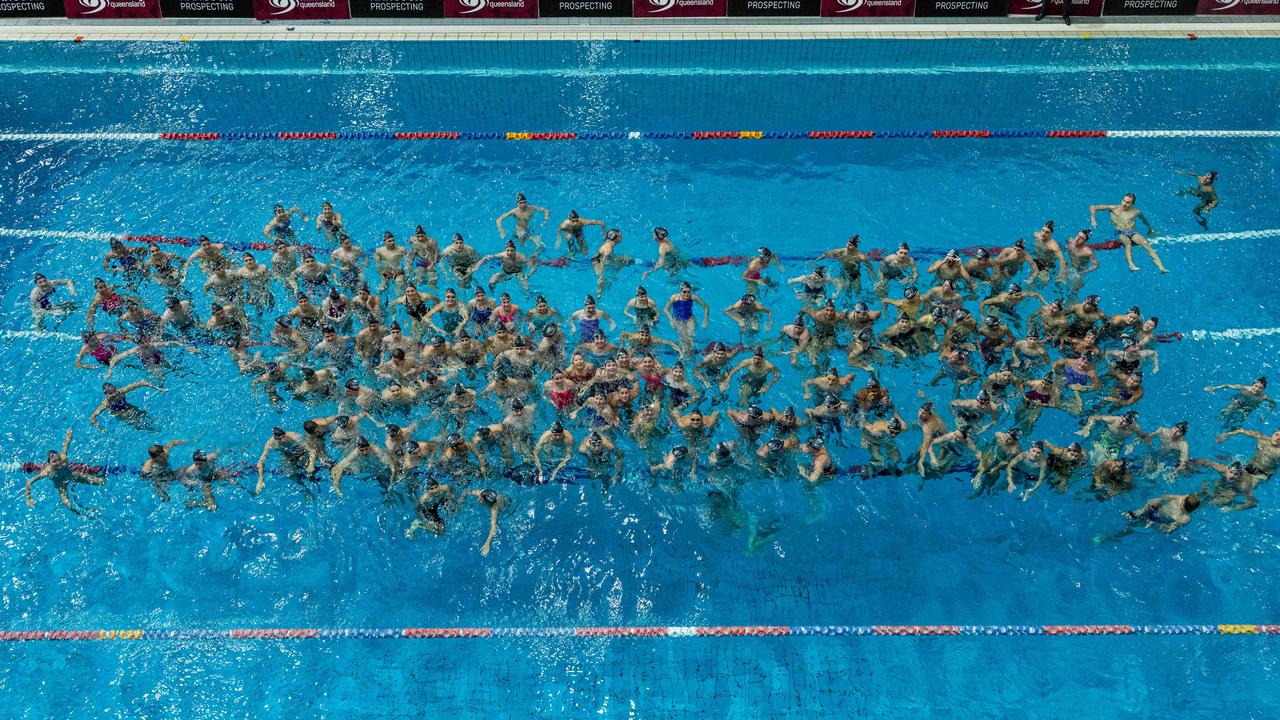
[{"x1": 2, "y1": 36, "x2": 1280, "y2": 718}]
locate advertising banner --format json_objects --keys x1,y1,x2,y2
[
  {"x1": 1102, "y1": 0, "x2": 1195, "y2": 13},
  {"x1": 915, "y1": 0, "x2": 1007, "y2": 14},
  {"x1": 0, "y1": 0, "x2": 65, "y2": 16},
  {"x1": 728, "y1": 0, "x2": 819, "y2": 16},
  {"x1": 350, "y1": 0, "x2": 443, "y2": 17},
  {"x1": 632, "y1": 0, "x2": 726, "y2": 16},
  {"x1": 1008, "y1": 0, "x2": 1102, "y2": 13},
  {"x1": 252, "y1": 0, "x2": 350, "y2": 18},
  {"x1": 539, "y1": 0, "x2": 629, "y2": 15},
  {"x1": 160, "y1": 0, "x2": 252, "y2": 16},
  {"x1": 65, "y1": 0, "x2": 161, "y2": 17},
  {"x1": 444, "y1": 0, "x2": 537, "y2": 16},
  {"x1": 820, "y1": 0, "x2": 913, "y2": 16},
  {"x1": 1196, "y1": 0, "x2": 1280, "y2": 13}
]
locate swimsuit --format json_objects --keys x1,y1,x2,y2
[
  {"x1": 671, "y1": 299, "x2": 694, "y2": 323},
  {"x1": 668, "y1": 385, "x2": 691, "y2": 406},
  {"x1": 406, "y1": 300, "x2": 429, "y2": 322},
  {"x1": 577, "y1": 315, "x2": 601, "y2": 343},
  {"x1": 633, "y1": 304, "x2": 658, "y2": 327},
  {"x1": 470, "y1": 305, "x2": 493, "y2": 326},
  {"x1": 1025, "y1": 388, "x2": 1052, "y2": 405},
  {"x1": 549, "y1": 388, "x2": 575, "y2": 410},
  {"x1": 1064, "y1": 366, "x2": 1089, "y2": 386},
  {"x1": 101, "y1": 292, "x2": 124, "y2": 314},
  {"x1": 90, "y1": 343, "x2": 115, "y2": 365},
  {"x1": 495, "y1": 306, "x2": 518, "y2": 328}
]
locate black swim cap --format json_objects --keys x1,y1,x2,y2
[
  {"x1": 480, "y1": 489, "x2": 499, "y2": 505},
  {"x1": 448, "y1": 433, "x2": 463, "y2": 446},
  {"x1": 568, "y1": 210, "x2": 579, "y2": 219},
  {"x1": 345, "y1": 378, "x2": 360, "y2": 391},
  {"x1": 673, "y1": 446, "x2": 689, "y2": 459},
  {"x1": 654, "y1": 227, "x2": 668, "y2": 239}
]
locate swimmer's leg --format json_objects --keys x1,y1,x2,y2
[{"x1": 1132, "y1": 234, "x2": 1168, "y2": 273}]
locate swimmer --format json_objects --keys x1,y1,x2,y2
[
  {"x1": 919, "y1": 427, "x2": 978, "y2": 484},
  {"x1": 1028, "y1": 220, "x2": 1065, "y2": 287},
  {"x1": 798, "y1": 436, "x2": 836, "y2": 483},
  {"x1": 1215, "y1": 427, "x2": 1280, "y2": 483},
  {"x1": 650, "y1": 445, "x2": 697, "y2": 484},
  {"x1": 569, "y1": 295, "x2": 617, "y2": 345},
  {"x1": 1043, "y1": 440, "x2": 1088, "y2": 492},
  {"x1": 989, "y1": 238, "x2": 1033, "y2": 292},
  {"x1": 1064, "y1": 229, "x2": 1099, "y2": 298},
  {"x1": 85, "y1": 278, "x2": 131, "y2": 331},
  {"x1": 146, "y1": 244, "x2": 185, "y2": 294},
  {"x1": 321, "y1": 289, "x2": 352, "y2": 334},
  {"x1": 406, "y1": 226, "x2": 441, "y2": 289},
  {"x1": 203, "y1": 266, "x2": 243, "y2": 309},
  {"x1": 1205, "y1": 377, "x2": 1275, "y2": 431},
  {"x1": 723, "y1": 294, "x2": 773, "y2": 336},
  {"x1": 672, "y1": 407, "x2": 721, "y2": 451},
  {"x1": 74, "y1": 330, "x2": 117, "y2": 370},
  {"x1": 181, "y1": 236, "x2": 232, "y2": 282},
  {"x1": 979, "y1": 284, "x2": 1047, "y2": 324},
  {"x1": 237, "y1": 253, "x2": 275, "y2": 315},
  {"x1": 331, "y1": 437, "x2": 397, "y2": 498},
  {"x1": 293, "y1": 254, "x2": 332, "y2": 301},
  {"x1": 817, "y1": 235, "x2": 877, "y2": 298},
  {"x1": 465, "y1": 488, "x2": 509, "y2": 555},
  {"x1": 590, "y1": 229, "x2": 627, "y2": 296},
  {"x1": 477, "y1": 240, "x2": 535, "y2": 292},
  {"x1": 721, "y1": 347, "x2": 781, "y2": 406},
  {"x1": 314, "y1": 201, "x2": 344, "y2": 240},
  {"x1": 557, "y1": 209, "x2": 606, "y2": 254},
  {"x1": 1004, "y1": 440, "x2": 1048, "y2": 501},
  {"x1": 950, "y1": 389, "x2": 999, "y2": 435},
  {"x1": 1114, "y1": 493, "x2": 1201, "y2": 536},
  {"x1": 1174, "y1": 169, "x2": 1219, "y2": 228},
  {"x1": 914, "y1": 402, "x2": 949, "y2": 477},
  {"x1": 496, "y1": 192, "x2": 550, "y2": 252},
  {"x1": 741, "y1": 247, "x2": 783, "y2": 295},
  {"x1": 875, "y1": 243, "x2": 917, "y2": 297},
  {"x1": 1200, "y1": 460, "x2": 1259, "y2": 512},
  {"x1": 180, "y1": 450, "x2": 239, "y2": 511},
  {"x1": 256, "y1": 426, "x2": 319, "y2": 496},
  {"x1": 970, "y1": 428, "x2": 1021, "y2": 493},
  {"x1": 24, "y1": 428, "x2": 106, "y2": 515},
  {"x1": 859, "y1": 415, "x2": 905, "y2": 477},
  {"x1": 440, "y1": 234, "x2": 481, "y2": 288},
  {"x1": 88, "y1": 380, "x2": 165, "y2": 432},
  {"x1": 533, "y1": 420, "x2": 575, "y2": 484},
  {"x1": 1077, "y1": 410, "x2": 1147, "y2": 464},
  {"x1": 640, "y1": 226, "x2": 688, "y2": 281},
  {"x1": 373, "y1": 232, "x2": 409, "y2": 295},
  {"x1": 787, "y1": 266, "x2": 839, "y2": 308},
  {"x1": 780, "y1": 313, "x2": 817, "y2": 368},
  {"x1": 392, "y1": 285, "x2": 438, "y2": 341},
  {"x1": 264, "y1": 204, "x2": 309, "y2": 241},
  {"x1": 141, "y1": 438, "x2": 187, "y2": 501},
  {"x1": 1090, "y1": 193, "x2": 1167, "y2": 273},
  {"x1": 579, "y1": 431, "x2": 624, "y2": 488},
  {"x1": 623, "y1": 285, "x2": 661, "y2": 331},
  {"x1": 29, "y1": 273, "x2": 78, "y2": 329},
  {"x1": 270, "y1": 240, "x2": 300, "y2": 294},
  {"x1": 329, "y1": 234, "x2": 366, "y2": 295},
  {"x1": 663, "y1": 282, "x2": 710, "y2": 355},
  {"x1": 1140, "y1": 421, "x2": 1189, "y2": 482},
  {"x1": 102, "y1": 238, "x2": 148, "y2": 289},
  {"x1": 805, "y1": 395, "x2": 848, "y2": 444},
  {"x1": 1090, "y1": 458, "x2": 1135, "y2": 500},
  {"x1": 728, "y1": 404, "x2": 776, "y2": 447},
  {"x1": 926, "y1": 250, "x2": 974, "y2": 292}
]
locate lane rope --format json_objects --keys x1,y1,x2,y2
[
  {"x1": 2, "y1": 130, "x2": 1280, "y2": 143},
  {"x1": 0, "y1": 623, "x2": 1276, "y2": 642}
]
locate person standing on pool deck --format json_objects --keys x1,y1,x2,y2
[
  {"x1": 557, "y1": 210, "x2": 605, "y2": 255},
  {"x1": 1090, "y1": 193, "x2": 1168, "y2": 273},
  {"x1": 496, "y1": 193, "x2": 550, "y2": 253},
  {"x1": 1033, "y1": 0, "x2": 1070, "y2": 25},
  {"x1": 1175, "y1": 170, "x2": 1219, "y2": 229},
  {"x1": 24, "y1": 428, "x2": 105, "y2": 515},
  {"x1": 264, "y1": 204, "x2": 309, "y2": 241}
]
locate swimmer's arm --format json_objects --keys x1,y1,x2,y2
[
  {"x1": 1136, "y1": 210, "x2": 1154, "y2": 235},
  {"x1": 1087, "y1": 205, "x2": 1114, "y2": 226},
  {"x1": 24, "y1": 467, "x2": 50, "y2": 506},
  {"x1": 1265, "y1": 394, "x2": 1278, "y2": 411},
  {"x1": 1217, "y1": 429, "x2": 1265, "y2": 443},
  {"x1": 495, "y1": 209, "x2": 515, "y2": 237},
  {"x1": 694, "y1": 296, "x2": 710, "y2": 326},
  {"x1": 56, "y1": 485, "x2": 82, "y2": 515},
  {"x1": 719, "y1": 360, "x2": 748, "y2": 391},
  {"x1": 598, "y1": 310, "x2": 617, "y2": 332},
  {"x1": 480, "y1": 500, "x2": 502, "y2": 556},
  {"x1": 977, "y1": 297, "x2": 995, "y2": 315},
  {"x1": 88, "y1": 400, "x2": 109, "y2": 432},
  {"x1": 1023, "y1": 463, "x2": 1047, "y2": 501},
  {"x1": 330, "y1": 451, "x2": 357, "y2": 497},
  {"x1": 255, "y1": 439, "x2": 276, "y2": 494},
  {"x1": 73, "y1": 345, "x2": 95, "y2": 370}
]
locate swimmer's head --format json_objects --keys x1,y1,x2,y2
[
  {"x1": 1007, "y1": 428, "x2": 1022, "y2": 441},
  {"x1": 897, "y1": 242, "x2": 909, "y2": 253},
  {"x1": 101, "y1": 382, "x2": 117, "y2": 394},
  {"x1": 568, "y1": 210, "x2": 579, "y2": 220},
  {"x1": 758, "y1": 247, "x2": 773, "y2": 259},
  {"x1": 345, "y1": 378, "x2": 361, "y2": 392},
  {"x1": 303, "y1": 420, "x2": 319, "y2": 435},
  {"x1": 742, "y1": 294, "x2": 757, "y2": 306},
  {"x1": 767, "y1": 438, "x2": 784, "y2": 452},
  {"x1": 1066, "y1": 441, "x2": 1082, "y2": 454},
  {"x1": 853, "y1": 301, "x2": 869, "y2": 313},
  {"x1": 945, "y1": 249, "x2": 959, "y2": 261},
  {"x1": 673, "y1": 446, "x2": 689, "y2": 460},
  {"x1": 1122, "y1": 193, "x2": 1136, "y2": 206},
  {"x1": 1013, "y1": 238, "x2": 1025, "y2": 249},
  {"x1": 589, "y1": 431, "x2": 603, "y2": 446},
  {"x1": 783, "y1": 406, "x2": 796, "y2": 419},
  {"x1": 807, "y1": 435, "x2": 825, "y2": 450},
  {"x1": 1128, "y1": 306, "x2": 1141, "y2": 317},
  {"x1": 814, "y1": 265, "x2": 826, "y2": 277},
  {"x1": 476, "y1": 427, "x2": 492, "y2": 441},
  {"x1": 752, "y1": 346, "x2": 765, "y2": 359},
  {"x1": 976, "y1": 390, "x2": 991, "y2": 404},
  {"x1": 1173, "y1": 421, "x2": 1189, "y2": 436},
  {"x1": 715, "y1": 442, "x2": 732, "y2": 457},
  {"x1": 1009, "y1": 283, "x2": 1022, "y2": 295},
  {"x1": 516, "y1": 193, "x2": 527, "y2": 205},
  {"x1": 954, "y1": 308, "x2": 971, "y2": 320},
  {"x1": 550, "y1": 420, "x2": 565, "y2": 435},
  {"x1": 192, "y1": 450, "x2": 208, "y2": 463},
  {"x1": 271, "y1": 427, "x2": 286, "y2": 439},
  {"x1": 1228, "y1": 460, "x2": 1244, "y2": 476},
  {"x1": 1049, "y1": 299, "x2": 1065, "y2": 312},
  {"x1": 857, "y1": 327, "x2": 874, "y2": 343},
  {"x1": 847, "y1": 235, "x2": 860, "y2": 247},
  {"x1": 1256, "y1": 376, "x2": 1269, "y2": 389},
  {"x1": 823, "y1": 298, "x2": 836, "y2": 310},
  {"x1": 447, "y1": 433, "x2": 464, "y2": 448},
  {"x1": 480, "y1": 489, "x2": 500, "y2": 506},
  {"x1": 904, "y1": 286, "x2": 918, "y2": 299},
  {"x1": 985, "y1": 315, "x2": 1001, "y2": 327},
  {"x1": 974, "y1": 248, "x2": 990, "y2": 260},
  {"x1": 887, "y1": 418, "x2": 903, "y2": 435},
  {"x1": 402, "y1": 440, "x2": 419, "y2": 456},
  {"x1": 654, "y1": 227, "x2": 669, "y2": 240},
  {"x1": 1183, "y1": 494, "x2": 1201, "y2": 512},
  {"x1": 1122, "y1": 410, "x2": 1139, "y2": 425},
  {"x1": 919, "y1": 402, "x2": 935, "y2": 416},
  {"x1": 1043, "y1": 220, "x2": 1055, "y2": 232},
  {"x1": 605, "y1": 229, "x2": 620, "y2": 242},
  {"x1": 451, "y1": 233, "x2": 464, "y2": 244},
  {"x1": 147, "y1": 444, "x2": 164, "y2": 459},
  {"x1": 198, "y1": 235, "x2": 212, "y2": 246},
  {"x1": 356, "y1": 437, "x2": 372, "y2": 450},
  {"x1": 931, "y1": 307, "x2": 945, "y2": 320},
  {"x1": 748, "y1": 404, "x2": 764, "y2": 419}
]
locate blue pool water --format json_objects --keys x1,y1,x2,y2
[{"x1": 2, "y1": 38, "x2": 1280, "y2": 718}]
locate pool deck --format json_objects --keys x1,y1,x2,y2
[{"x1": 0, "y1": 19, "x2": 1278, "y2": 41}]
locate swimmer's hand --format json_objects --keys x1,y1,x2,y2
[
  {"x1": 480, "y1": 540, "x2": 491, "y2": 556},
  {"x1": 1074, "y1": 429, "x2": 1088, "y2": 437},
  {"x1": 1215, "y1": 433, "x2": 1229, "y2": 443},
  {"x1": 25, "y1": 497, "x2": 35, "y2": 508}
]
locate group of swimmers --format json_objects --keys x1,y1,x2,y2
[{"x1": 24, "y1": 179, "x2": 1264, "y2": 552}]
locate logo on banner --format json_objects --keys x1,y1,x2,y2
[
  {"x1": 79, "y1": 0, "x2": 109, "y2": 12},
  {"x1": 834, "y1": 0, "x2": 863, "y2": 9},
  {"x1": 458, "y1": 0, "x2": 485, "y2": 10},
  {"x1": 648, "y1": 0, "x2": 676, "y2": 8},
  {"x1": 1210, "y1": 0, "x2": 1239, "y2": 7},
  {"x1": 268, "y1": 0, "x2": 296, "y2": 10}
]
